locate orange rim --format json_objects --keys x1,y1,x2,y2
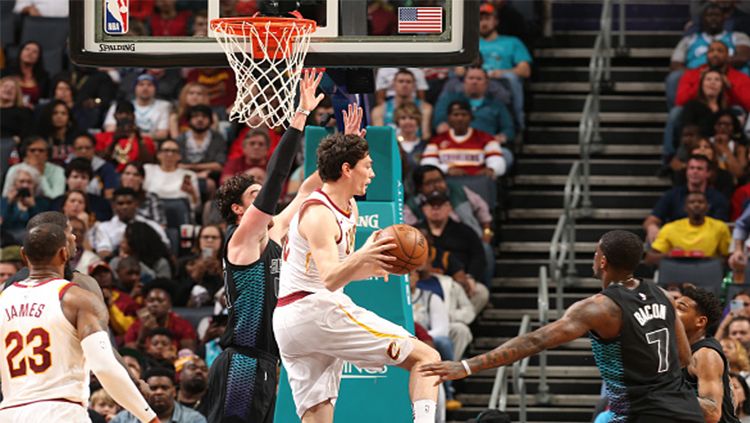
[{"x1": 210, "y1": 16, "x2": 317, "y2": 37}]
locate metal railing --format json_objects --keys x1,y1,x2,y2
[
  {"x1": 488, "y1": 269, "x2": 551, "y2": 418},
  {"x1": 549, "y1": 161, "x2": 583, "y2": 314}
]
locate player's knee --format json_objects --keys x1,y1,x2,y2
[{"x1": 415, "y1": 341, "x2": 441, "y2": 364}]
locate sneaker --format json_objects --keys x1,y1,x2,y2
[{"x1": 445, "y1": 399, "x2": 462, "y2": 411}]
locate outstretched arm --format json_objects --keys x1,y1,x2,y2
[
  {"x1": 65, "y1": 286, "x2": 158, "y2": 423},
  {"x1": 229, "y1": 70, "x2": 324, "y2": 248},
  {"x1": 690, "y1": 347, "x2": 724, "y2": 423},
  {"x1": 421, "y1": 294, "x2": 618, "y2": 382}
]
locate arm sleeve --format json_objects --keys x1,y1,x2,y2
[
  {"x1": 81, "y1": 331, "x2": 157, "y2": 423},
  {"x1": 427, "y1": 294, "x2": 450, "y2": 339},
  {"x1": 733, "y1": 205, "x2": 750, "y2": 240},
  {"x1": 484, "y1": 140, "x2": 506, "y2": 177},
  {"x1": 252, "y1": 127, "x2": 303, "y2": 214},
  {"x1": 497, "y1": 103, "x2": 515, "y2": 140},
  {"x1": 720, "y1": 223, "x2": 731, "y2": 256},
  {"x1": 463, "y1": 187, "x2": 492, "y2": 224},
  {"x1": 450, "y1": 282, "x2": 477, "y2": 324},
  {"x1": 420, "y1": 143, "x2": 449, "y2": 173},
  {"x1": 513, "y1": 37, "x2": 533, "y2": 64},
  {"x1": 465, "y1": 229, "x2": 488, "y2": 280},
  {"x1": 651, "y1": 190, "x2": 673, "y2": 221},
  {"x1": 671, "y1": 37, "x2": 689, "y2": 63}
]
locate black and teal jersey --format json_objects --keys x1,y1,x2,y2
[
  {"x1": 683, "y1": 337, "x2": 740, "y2": 423},
  {"x1": 589, "y1": 280, "x2": 703, "y2": 422},
  {"x1": 220, "y1": 224, "x2": 282, "y2": 358}
]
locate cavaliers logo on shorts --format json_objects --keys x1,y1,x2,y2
[{"x1": 387, "y1": 340, "x2": 401, "y2": 361}]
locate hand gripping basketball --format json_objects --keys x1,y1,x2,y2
[{"x1": 357, "y1": 230, "x2": 398, "y2": 281}]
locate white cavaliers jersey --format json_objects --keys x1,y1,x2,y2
[
  {"x1": 279, "y1": 189, "x2": 357, "y2": 297},
  {"x1": 0, "y1": 278, "x2": 90, "y2": 409}
]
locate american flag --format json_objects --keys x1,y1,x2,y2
[{"x1": 398, "y1": 7, "x2": 443, "y2": 34}]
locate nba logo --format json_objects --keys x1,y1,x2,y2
[{"x1": 104, "y1": 0, "x2": 129, "y2": 35}]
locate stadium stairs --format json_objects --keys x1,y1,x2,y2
[{"x1": 447, "y1": 2, "x2": 688, "y2": 421}]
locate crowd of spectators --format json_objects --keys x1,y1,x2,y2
[{"x1": 0, "y1": 0, "x2": 538, "y2": 419}]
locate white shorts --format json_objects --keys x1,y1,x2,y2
[
  {"x1": 0, "y1": 400, "x2": 90, "y2": 422},
  {"x1": 273, "y1": 290, "x2": 415, "y2": 418}
]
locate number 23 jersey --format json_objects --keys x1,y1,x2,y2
[
  {"x1": 589, "y1": 280, "x2": 702, "y2": 422},
  {"x1": 0, "y1": 278, "x2": 89, "y2": 409}
]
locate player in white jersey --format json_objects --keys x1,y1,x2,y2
[
  {"x1": 273, "y1": 133, "x2": 441, "y2": 423},
  {"x1": 0, "y1": 223, "x2": 158, "y2": 423}
]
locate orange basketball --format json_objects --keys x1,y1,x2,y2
[{"x1": 380, "y1": 224, "x2": 429, "y2": 275}]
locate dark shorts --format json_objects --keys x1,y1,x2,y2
[{"x1": 199, "y1": 346, "x2": 279, "y2": 423}]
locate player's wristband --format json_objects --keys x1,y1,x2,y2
[
  {"x1": 296, "y1": 107, "x2": 311, "y2": 116},
  {"x1": 461, "y1": 359, "x2": 472, "y2": 376}
]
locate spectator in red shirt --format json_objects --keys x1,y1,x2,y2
[
  {"x1": 220, "y1": 129, "x2": 269, "y2": 184},
  {"x1": 95, "y1": 101, "x2": 156, "y2": 172},
  {"x1": 125, "y1": 280, "x2": 197, "y2": 351},
  {"x1": 150, "y1": 0, "x2": 191, "y2": 36},
  {"x1": 676, "y1": 40, "x2": 750, "y2": 111},
  {"x1": 421, "y1": 101, "x2": 506, "y2": 178}
]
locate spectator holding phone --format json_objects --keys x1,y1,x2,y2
[
  {"x1": 144, "y1": 139, "x2": 200, "y2": 210},
  {"x1": 716, "y1": 291, "x2": 750, "y2": 341},
  {"x1": 0, "y1": 163, "x2": 50, "y2": 242},
  {"x1": 174, "y1": 225, "x2": 224, "y2": 307}
]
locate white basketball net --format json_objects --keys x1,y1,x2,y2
[{"x1": 211, "y1": 19, "x2": 315, "y2": 128}]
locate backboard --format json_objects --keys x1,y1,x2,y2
[{"x1": 69, "y1": 0, "x2": 479, "y2": 68}]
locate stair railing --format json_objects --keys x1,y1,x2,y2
[
  {"x1": 512, "y1": 314, "x2": 532, "y2": 422},
  {"x1": 580, "y1": 0, "x2": 613, "y2": 212},
  {"x1": 549, "y1": 161, "x2": 583, "y2": 314}
]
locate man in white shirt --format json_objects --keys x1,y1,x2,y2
[
  {"x1": 104, "y1": 74, "x2": 171, "y2": 140},
  {"x1": 89, "y1": 187, "x2": 170, "y2": 258}
]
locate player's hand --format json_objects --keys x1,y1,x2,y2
[
  {"x1": 299, "y1": 69, "x2": 325, "y2": 113},
  {"x1": 357, "y1": 230, "x2": 398, "y2": 277},
  {"x1": 343, "y1": 103, "x2": 367, "y2": 138},
  {"x1": 420, "y1": 360, "x2": 470, "y2": 384}
]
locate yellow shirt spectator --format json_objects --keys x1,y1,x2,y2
[{"x1": 651, "y1": 216, "x2": 731, "y2": 258}]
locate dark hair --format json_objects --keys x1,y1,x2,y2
[
  {"x1": 60, "y1": 189, "x2": 90, "y2": 215},
  {"x1": 216, "y1": 174, "x2": 257, "y2": 224},
  {"x1": 113, "y1": 187, "x2": 138, "y2": 201},
  {"x1": 27, "y1": 211, "x2": 68, "y2": 230},
  {"x1": 143, "y1": 278, "x2": 176, "y2": 301},
  {"x1": 145, "y1": 327, "x2": 175, "y2": 341},
  {"x1": 38, "y1": 99, "x2": 75, "y2": 140},
  {"x1": 714, "y1": 109, "x2": 745, "y2": 141},
  {"x1": 412, "y1": 164, "x2": 444, "y2": 191},
  {"x1": 316, "y1": 133, "x2": 370, "y2": 182},
  {"x1": 50, "y1": 74, "x2": 75, "y2": 98},
  {"x1": 116, "y1": 255, "x2": 141, "y2": 272},
  {"x1": 115, "y1": 100, "x2": 135, "y2": 115},
  {"x1": 124, "y1": 222, "x2": 171, "y2": 270},
  {"x1": 685, "y1": 190, "x2": 707, "y2": 200},
  {"x1": 730, "y1": 372, "x2": 750, "y2": 415},
  {"x1": 680, "y1": 284, "x2": 723, "y2": 335},
  {"x1": 599, "y1": 230, "x2": 643, "y2": 272},
  {"x1": 23, "y1": 223, "x2": 67, "y2": 264},
  {"x1": 143, "y1": 366, "x2": 176, "y2": 385},
  {"x1": 394, "y1": 68, "x2": 416, "y2": 81},
  {"x1": 244, "y1": 129, "x2": 270, "y2": 147},
  {"x1": 65, "y1": 157, "x2": 94, "y2": 180},
  {"x1": 15, "y1": 41, "x2": 47, "y2": 87},
  {"x1": 186, "y1": 104, "x2": 214, "y2": 122},
  {"x1": 687, "y1": 154, "x2": 711, "y2": 168},
  {"x1": 447, "y1": 100, "x2": 473, "y2": 118},
  {"x1": 730, "y1": 316, "x2": 750, "y2": 329},
  {"x1": 697, "y1": 69, "x2": 727, "y2": 109},
  {"x1": 73, "y1": 133, "x2": 96, "y2": 148},
  {"x1": 194, "y1": 224, "x2": 224, "y2": 257},
  {"x1": 20, "y1": 135, "x2": 49, "y2": 159}
]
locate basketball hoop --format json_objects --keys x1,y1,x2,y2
[{"x1": 211, "y1": 15, "x2": 317, "y2": 128}]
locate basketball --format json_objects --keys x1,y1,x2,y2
[{"x1": 380, "y1": 224, "x2": 429, "y2": 275}]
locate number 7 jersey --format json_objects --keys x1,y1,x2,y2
[
  {"x1": 589, "y1": 280, "x2": 703, "y2": 422},
  {"x1": 0, "y1": 278, "x2": 90, "y2": 409}
]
